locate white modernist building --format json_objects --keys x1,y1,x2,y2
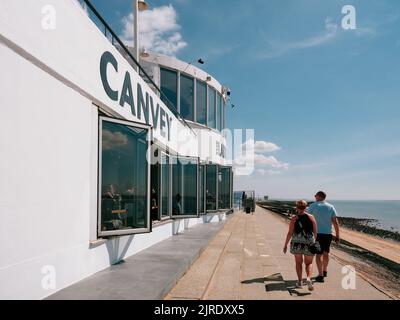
[{"x1": 0, "y1": 0, "x2": 233, "y2": 299}]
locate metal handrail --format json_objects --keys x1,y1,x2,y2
[{"x1": 81, "y1": 0, "x2": 195, "y2": 135}]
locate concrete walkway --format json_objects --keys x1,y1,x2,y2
[
  {"x1": 166, "y1": 206, "x2": 391, "y2": 300},
  {"x1": 47, "y1": 218, "x2": 228, "y2": 300}
]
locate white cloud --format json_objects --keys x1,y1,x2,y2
[
  {"x1": 354, "y1": 26, "x2": 377, "y2": 37},
  {"x1": 234, "y1": 138, "x2": 289, "y2": 176},
  {"x1": 258, "y1": 18, "x2": 338, "y2": 59},
  {"x1": 254, "y1": 154, "x2": 289, "y2": 170},
  {"x1": 241, "y1": 139, "x2": 281, "y2": 153},
  {"x1": 256, "y1": 169, "x2": 282, "y2": 176},
  {"x1": 121, "y1": 5, "x2": 187, "y2": 55}
]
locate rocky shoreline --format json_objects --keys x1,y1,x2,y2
[
  {"x1": 257, "y1": 200, "x2": 400, "y2": 243},
  {"x1": 338, "y1": 217, "x2": 400, "y2": 242}
]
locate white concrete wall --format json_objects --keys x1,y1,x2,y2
[{"x1": 0, "y1": 0, "x2": 229, "y2": 300}]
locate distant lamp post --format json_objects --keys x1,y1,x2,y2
[{"x1": 133, "y1": 0, "x2": 149, "y2": 71}]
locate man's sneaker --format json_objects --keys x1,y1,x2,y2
[
  {"x1": 295, "y1": 281, "x2": 303, "y2": 288},
  {"x1": 323, "y1": 271, "x2": 328, "y2": 277},
  {"x1": 306, "y1": 280, "x2": 314, "y2": 291},
  {"x1": 315, "y1": 275, "x2": 325, "y2": 283}
]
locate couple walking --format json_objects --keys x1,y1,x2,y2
[{"x1": 283, "y1": 191, "x2": 340, "y2": 291}]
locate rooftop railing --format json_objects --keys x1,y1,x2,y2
[{"x1": 80, "y1": 0, "x2": 195, "y2": 135}]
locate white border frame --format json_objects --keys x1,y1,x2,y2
[{"x1": 98, "y1": 116, "x2": 152, "y2": 237}]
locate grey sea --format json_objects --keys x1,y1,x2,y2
[{"x1": 329, "y1": 200, "x2": 400, "y2": 233}]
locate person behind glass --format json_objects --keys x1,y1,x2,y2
[
  {"x1": 174, "y1": 193, "x2": 182, "y2": 215},
  {"x1": 283, "y1": 200, "x2": 317, "y2": 291},
  {"x1": 151, "y1": 188, "x2": 158, "y2": 221},
  {"x1": 241, "y1": 191, "x2": 246, "y2": 211}
]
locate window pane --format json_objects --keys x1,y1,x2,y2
[
  {"x1": 172, "y1": 157, "x2": 198, "y2": 215},
  {"x1": 208, "y1": 87, "x2": 216, "y2": 129},
  {"x1": 217, "y1": 94, "x2": 222, "y2": 131},
  {"x1": 161, "y1": 154, "x2": 170, "y2": 218},
  {"x1": 218, "y1": 167, "x2": 231, "y2": 209},
  {"x1": 199, "y1": 165, "x2": 205, "y2": 214},
  {"x1": 100, "y1": 121, "x2": 148, "y2": 232},
  {"x1": 172, "y1": 156, "x2": 182, "y2": 215},
  {"x1": 206, "y1": 165, "x2": 217, "y2": 211},
  {"x1": 182, "y1": 158, "x2": 197, "y2": 214},
  {"x1": 180, "y1": 74, "x2": 194, "y2": 121},
  {"x1": 151, "y1": 163, "x2": 159, "y2": 221},
  {"x1": 160, "y1": 68, "x2": 178, "y2": 111},
  {"x1": 222, "y1": 100, "x2": 226, "y2": 130},
  {"x1": 196, "y1": 80, "x2": 207, "y2": 125}
]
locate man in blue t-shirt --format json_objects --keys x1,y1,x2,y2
[{"x1": 307, "y1": 191, "x2": 340, "y2": 283}]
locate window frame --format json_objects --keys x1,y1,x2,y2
[
  {"x1": 180, "y1": 73, "x2": 195, "y2": 122},
  {"x1": 218, "y1": 166, "x2": 233, "y2": 210},
  {"x1": 198, "y1": 163, "x2": 207, "y2": 215},
  {"x1": 98, "y1": 116, "x2": 152, "y2": 237},
  {"x1": 206, "y1": 163, "x2": 218, "y2": 212},
  {"x1": 171, "y1": 155, "x2": 200, "y2": 219},
  {"x1": 159, "y1": 151, "x2": 172, "y2": 221},
  {"x1": 207, "y1": 86, "x2": 217, "y2": 129},
  {"x1": 195, "y1": 79, "x2": 207, "y2": 126},
  {"x1": 160, "y1": 66, "x2": 178, "y2": 111}
]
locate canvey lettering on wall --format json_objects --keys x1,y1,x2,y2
[{"x1": 100, "y1": 51, "x2": 172, "y2": 140}]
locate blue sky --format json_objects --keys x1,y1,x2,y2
[{"x1": 89, "y1": 0, "x2": 400, "y2": 200}]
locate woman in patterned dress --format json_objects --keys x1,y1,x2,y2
[{"x1": 283, "y1": 200, "x2": 317, "y2": 291}]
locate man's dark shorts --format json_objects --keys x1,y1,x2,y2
[{"x1": 316, "y1": 234, "x2": 333, "y2": 253}]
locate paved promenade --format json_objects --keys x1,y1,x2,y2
[
  {"x1": 166, "y1": 206, "x2": 390, "y2": 300},
  {"x1": 48, "y1": 219, "x2": 228, "y2": 300}
]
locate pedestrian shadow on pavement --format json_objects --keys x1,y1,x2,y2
[
  {"x1": 241, "y1": 273, "x2": 285, "y2": 287},
  {"x1": 287, "y1": 285, "x2": 312, "y2": 297},
  {"x1": 241, "y1": 273, "x2": 312, "y2": 296}
]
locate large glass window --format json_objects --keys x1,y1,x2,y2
[
  {"x1": 199, "y1": 165, "x2": 206, "y2": 214},
  {"x1": 180, "y1": 74, "x2": 195, "y2": 121},
  {"x1": 172, "y1": 157, "x2": 198, "y2": 217},
  {"x1": 160, "y1": 67, "x2": 178, "y2": 111},
  {"x1": 160, "y1": 153, "x2": 170, "y2": 219},
  {"x1": 218, "y1": 166, "x2": 232, "y2": 210},
  {"x1": 208, "y1": 87, "x2": 216, "y2": 129},
  {"x1": 99, "y1": 118, "x2": 150, "y2": 236},
  {"x1": 206, "y1": 164, "x2": 217, "y2": 211},
  {"x1": 196, "y1": 80, "x2": 207, "y2": 125},
  {"x1": 217, "y1": 94, "x2": 222, "y2": 131}
]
